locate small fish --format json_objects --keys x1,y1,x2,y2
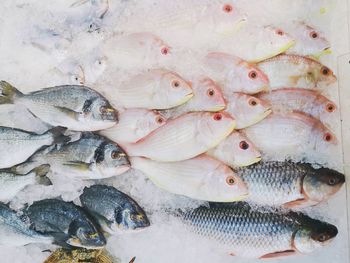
[
  {"x1": 80, "y1": 185, "x2": 150, "y2": 233},
  {"x1": 114, "y1": 69, "x2": 193, "y2": 110},
  {"x1": 225, "y1": 93, "x2": 271, "y2": 129},
  {"x1": 123, "y1": 112, "x2": 235, "y2": 162},
  {"x1": 0, "y1": 126, "x2": 68, "y2": 169},
  {"x1": 100, "y1": 109, "x2": 166, "y2": 144},
  {"x1": 0, "y1": 81, "x2": 117, "y2": 131},
  {"x1": 24, "y1": 199, "x2": 106, "y2": 249},
  {"x1": 258, "y1": 88, "x2": 337, "y2": 123},
  {"x1": 286, "y1": 22, "x2": 330, "y2": 57},
  {"x1": 0, "y1": 202, "x2": 53, "y2": 246},
  {"x1": 207, "y1": 131, "x2": 261, "y2": 167},
  {"x1": 182, "y1": 202, "x2": 338, "y2": 258},
  {"x1": 257, "y1": 54, "x2": 336, "y2": 89},
  {"x1": 0, "y1": 164, "x2": 51, "y2": 202},
  {"x1": 204, "y1": 52, "x2": 269, "y2": 94},
  {"x1": 13, "y1": 133, "x2": 130, "y2": 179},
  {"x1": 236, "y1": 161, "x2": 345, "y2": 208},
  {"x1": 131, "y1": 155, "x2": 248, "y2": 202},
  {"x1": 50, "y1": 60, "x2": 85, "y2": 86},
  {"x1": 244, "y1": 112, "x2": 337, "y2": 156}
]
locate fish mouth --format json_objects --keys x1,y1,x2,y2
[
  {"x1": 258, "y1": 85, "x2": 270, "y2": 93},
  {"x1": 176, "y1": 92, "x2": 194, "y2": 107},
  {"x1": 209, "y1": 104, "x2": 226, "y2": 112},
  {"x1": 248, "y1": 108, "x2": 272, "y2": 127}
]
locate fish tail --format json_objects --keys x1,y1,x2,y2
[
  {"x1": 47, "y1": 127, "x2": 71, "y2": 144},
  {"x1": 0, "y1": 81, "x2": 23, "y2": 104},
  {"x1": 32, "y1": 164, "x2": 52, "y2": 186}
]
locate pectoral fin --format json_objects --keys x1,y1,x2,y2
[
  {"x1": 289, "y1": 75, "x2": 301, "y2": 85},
  {"x1": 54, "y1": 106, "x2": 79, "y2": 120},
  {"x1": 283, "y1": 198, "x2": 317, "y2": 209},
  {"x1": 260, "y1": 250, "x2": 296, "y2": 259},
  {"x1": 63, "y1": 161, "x2": 91, "y2": 171}
]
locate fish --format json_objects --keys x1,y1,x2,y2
[
  {"x1": 24, "y1": 199, "x2": 106, "y2": 249},
  {"x1": 236, "y1": 161, "x2": 345, "y2": 208},
  {"x1": 13, "y1": 133, "x2": 130, "y2": 179},
  {"x1": 43, "y1": 248, "x2": 121, "y2": 263},
  {"x1": 80, "y1": 185, "x2": 150, "y2": 233},
  {"x1": 99, "y1": 109, "x2": 167, "y2": 144},
  {"x1": 286, "y1": 22, "x2": 330, "y2": 57},
  {"x1": 131, "y1": 155, "x2": 248, "y2": 202},
  {"x1": 0, "y1": 202, "x2": 53, "y2": 246},
  {"x1": 0, "y1": 164, "x2": 51, "y2": 202},
  {"x1": 113, "y1": 69, "x2": 193, "y2": 110},
  {"x1": 0, "y1": 126, "x2": 69, "y2": 169},
  {"x1": 161, "y1": 77, "x2": 226, "y2": 118},
  {"x1": 182, "y1": 202, "x2": 338, "y2": 258},
  {"x1": 204, "y1": 52, "x2": 269, "y2": 94},
  {"x1": 257, "y1": 54, "x2": 337, "y2": 89},
  {"x1": 244, "y1": 112, "x2": 337, "y2": 156},
  {"x1": 207, "y1": 131, "x2": 261, "y2": 167},
  {"x1": 0, "y1": 81, "x2": 118, "y2": 131},
  {"x1": 257, "y1": 88, "x2": 337, "y2": 123},
  {"x1": 123, "y1": 112, "x2": 236, "y2": 162},
  {"x1": 225, "y1": 93, "x2": 271, "y2": 129}
]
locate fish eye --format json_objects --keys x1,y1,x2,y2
[
  {"x1": 310, "y1": 31, "x2": 319, "y2": 39},
  {"x1": 317, "y1": 234, "x2": 328, "y2": 242},
  {"x1": 276, "y1": 29, "x2": 284, "y2": 36},
  {"x1": 172, "y1": 80, "x2": 180, "y2": 88},
  {"x1": 325, "y1": 103, "x2": 336, "y2": 113},
  {"x1": 239, "y1": 141, "x2": 249, "y2": 150},
  {"x1": 161, "y1": 47, "x2": 169, "y2": 55},
  {"x1": 248, "y1": 98, "x2": 258, "y2": 106},
  {"x1": 328, "y1": 178, "x2": 337, "y2": 185},
  {"x1": 323, "y1": 132, "x2": 333, "y2": 142},
  {"x1": 99, "y1": 106, "x2": 107, "y2": 114},
  {"x1": 213, "y1": 113, "x2": 222, "y2": 121},
  {"x1": 226, "y1": 176, "x2": 236, "y2": 185},
  {"x1": 207, "y1": 89, "x2": 215, "y2": 97},
  {"x1": 223, "y1": 4, "x2": 233, "y2": 13},
  {"x1": 111, "y1": 150, "x2": 121, "y2": 159},
  {"x1": 156, "y1": 116, "x2": 165, "y2": 124},
  {"x1": 248, "y1": 70, "x2": 257, "y2": 79},
  {"x1": 321, "y1": 66, "x2": 330, "y2": 76}
]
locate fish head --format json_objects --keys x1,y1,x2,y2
[
  {"x1": 313, "y1": 94, "x2": 337, "y2": 122},
  {"x1": 226, "y1": 131, "x2": 262, "y2": 166},
  {"x1": 86, "y1": 97, "x2": 118, "y2": 127},
  {"x1": 95, "y1": 142, "x2": 131, "y2": 176},
  {"x1": 113, "y1": 205, "x2": 150, "y2": 231},
  {"x1": 307, "y1": 63, "x2": 337, "y2": 86},
  {"x1": 67, "y1": 221, "x2": 106, "y2": 249},
  {"x1": 69, "y1": 65, "x2": 86, "y2": 85},
  {"x1": 188, "y1": 77, "x2": 226, "y2": 111},
  {"x1": 294, "y1": 221, "x2": 338, "y2": 254},
  {"x1": 84, "y1": 54, "x2": 108, "y2": 83},
  {"x1": 226, "y1": 93, "x2": 271, "y2": 129},
  {"x1": 138, "y1": 110, "x2": 167, "y2": 133},
  {"x1": 311, "y1": 121, "x2": 337, "y2": 151},
  {"x1": 303, "y1": 167, "x2": 345, "y2": 203}
]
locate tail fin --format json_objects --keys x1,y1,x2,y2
[
  {"x1": 48, "y1": 127, "x2": 71, "y2": 144},
  {"x1": 0, "y1": 81, "x2": 23, "y2": 104},
  {"x1": 31, "y1": 164, "x2": 52, "y2": 186}
]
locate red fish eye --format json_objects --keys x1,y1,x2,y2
[
  {"x1": 223, "y1": 4, "x2": 233, "y2": 13},
  {"x1": 321, "y1": 66, "x2": 330, "y2": 76},
  {"x1": 248, "y1": 98, "x2": 258, "y2": 106},
  {"x1": 325, "y1": 103, "x2": 336, "y2": 113},
  {"x1": 213, "y1": 113, "x2": 222, "y2": 121},
  {"x1": 276, "y1": 29, "x2": 284, "y2": 36},
  {"x1": 323, "y1": 133, "x2": 332, "y2": 142},
  {"x1": 248, "y1": 70, "x2": 257, "y2": 79},
  {"x1": 156, "y1": 116, "x2": 164, "y2": 124},
  {"x1": 226, "y1": 176, "x2": 236, "y2": 185},
  {"x1": 207, "y1": 89, "x2": 215, "y2": 97},
  {"x1": 239, "y1": 141, "x2": 249, "y2": 150},
  {"x1": 172, "y1": 80, "x2": 180, "y2": 88},
  {"x1": 111, "y1": 151, "x2": 120, "y2": 159},
  {"x1": 310, "y1": 31, "x2": 318, "y2": 39},
  {"x1": 161, "y1": 47, "x2": 169, "y2": 55}
]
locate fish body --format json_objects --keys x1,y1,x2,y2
[
  {"x1": 0, "y1": 81, "x2": 117, "y2": 131},
  {"x1": 131, "y1": 155, "x2": 248, "y2": 202},
  {"x1": 25, "y1": 199, "x2": 106, "y2": 249},
  {"x1": 0, "y1": 202, "x2": 53, "y2": 246},
  {"x1": 123, "y1": 112, "x2": 235, "y2": 162},
  {"x1": 257, "y1": 54, "x2": 336, "y2": 89},
  {"x1": 183, "y1": 202, "x2": 338, "y2": 258},
  {"x1": 99, "y1": 109, "x2": 166, "y2": 144},
  {"x1": 236, "y1": 161, "x2": 345, "y2": 208},
  {"x1": 207, "y1": 131, "x2": 261, "y2": 167},
  {"x1": 80, "y1": 185, "x2": 150, "y2": 233}
]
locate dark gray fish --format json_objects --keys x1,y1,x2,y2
[
  {"x1": 236, "y1": 161, "x2": 345, "y2": 208},
  {"x1": 24, "y1": 199, "x2": 106, "y2": 249},
  {"x1": 0, "y1": 81, "x2": 117, "y2": 131},
  {"x1": 183, "y1": 202, "x2": 338, "y2": 259},
  {"x1": 80, "y1": 185, "x2": 150, "y2": 233}
]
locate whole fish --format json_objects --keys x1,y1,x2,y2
[
  {"x1": 257, "y1": 54, "x2": 336, "y2": 89},
  {"x1": 13, "y1": 133, "x2": 130, "y2": 179},
  {"x1": 207, "y1": 131, "x2": 261, "y2": 167},
  {"x1": 123, "y1": 112, "x2": 235, "y2": 162},
  {"x1": 244, "y1": 112, "x2": 337, "y2": 156},
  {"x1": 0, "y1": 81, "x2": 118, "y2": 131},
  {"x1": 80, "y1": 185, "x2": 150, "y2": 233},
  {"x1": 236, "y1": 161, "x2": 345, "y2": 208},
  {"x1": 286, "y1": 22, "x2": 330, "y2": 57},
  {"x1": 0, "y1": 126, "x2": 68, "y2": 169},
  {"x1": 131, "y1": 155, "x2": 248, "y2": 202},
  {"x1": 225, "y1": 93, "x2": 271, "y2": 129},
  {"x1": 258, "y1": 88, "x2": 337, "y2": 123},
  {"x1": 0, "y1": 164, "x2": 51, "y2": 202},
  {"x1": 114, "y1": 69, "x2": 193, "y2": 110},
  {"x1": 99, "y1": 109, "x2": 167, "y2": 144},
  {"x1": 204, "y1": 52, "x2": 269, "y2": 94},
  {"x1": 24, "y1": 199, "x2": 106, "y2": 249},
  {"x1": 0, "y1": 202, "x2": 53, "y2": 246},
  {"x1": 182, "y1": 202, "x2": 338, "y2": 258}
]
